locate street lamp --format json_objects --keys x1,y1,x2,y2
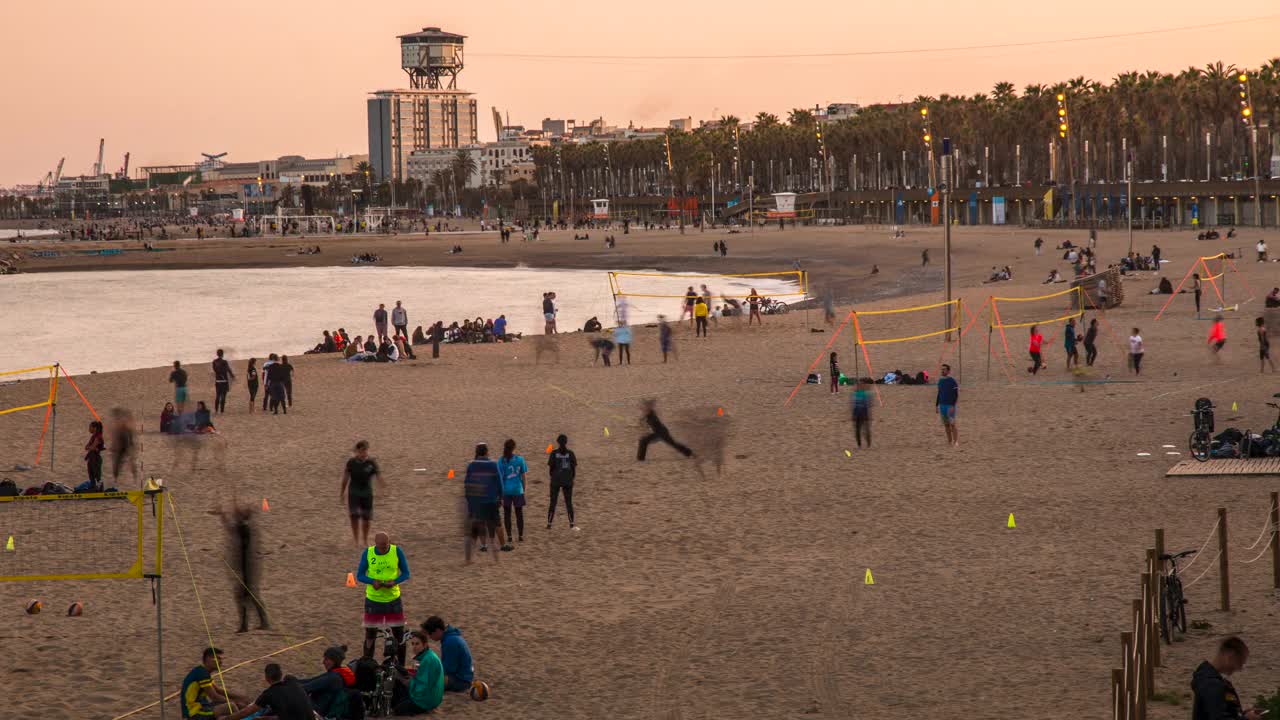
[{"x1": 1239, "y1": 73, "x2": 1262, "y2": 227}]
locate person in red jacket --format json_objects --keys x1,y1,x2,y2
[
  {"x1": 1027, "y1": 325, "x2": 1045, "y2": 375},
  {"x1": 1208, "y1": 315, "x2": 1227, "y2": 362},
  {"x1": 301, "y1": 645, "x2": 356, "y2": 718}
]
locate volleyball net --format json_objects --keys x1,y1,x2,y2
[
  {"x1": 608, "y1": 270, "x2": 808, "y2": 302},
  {"x1": 1155, "y1": 252, "x2": 1254, "y2": 319},
  {"x1": 785, "y1": 298, "x2": 969, "y2": 406},
  {"x1": 0, "y1": 489, "x2": 162, "y2": 582},
  {"x1": 0, "y1": 363, "x2": 99, "y2": 468},
  {"x1": 988, "y1": 285, "x2": 1087, "y2": 380}
]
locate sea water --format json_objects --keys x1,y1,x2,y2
[{"x1": 0, "y1": 266, "x2": 800, "y2": 374}]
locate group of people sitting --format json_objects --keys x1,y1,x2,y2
[
  {"x1": 351, "y1": 253, "x2": 381, "y2": 264},
  {"x1": 414, "y1": 316, "x2": 513, "y2": 345},
  {"x1": 1196, "y1": 228, "x2": 1233, "y2": 241},
  {"x1": 297, "y1": 246, "x2": 323, "y2": 255},
  {"x1": 983, "y1": 265, "x2": 1014, "y2": 283},
  {"x1": 182, "y1": 615, "x2": 477, "y2": 719},
  {"x1": 446, "y1": 245, "x2": 464, "y2": 254},
  {"x1": 1119, "y1": 251, "x2": 1159, "y2": 273},
  {"x1": 159, "y1": 401, "x2": 217, "y2": 434}
]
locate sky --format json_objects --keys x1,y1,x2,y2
[{"x1": 1, "y1": 0, "x2": 1278, "y2": 186}]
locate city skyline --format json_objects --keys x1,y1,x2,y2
[{"x1": 2, "y1": 0, "x2": 1278, "y2": 186}]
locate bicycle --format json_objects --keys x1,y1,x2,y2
[
  {"x1": 1159, "y1": 549, "x2": 1195, "y2": 642},
  {"x1": 1189, "y1": 398, "x2": 1215, "y2": 463},
  {"x1": 761, "y1": 298, "x2": 789, "y2": 315},
  {"x1": 359, "y1": 626, "x2": 404, "y2": 717}
]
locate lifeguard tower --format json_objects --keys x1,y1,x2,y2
[{"x1": 591, "y1": 198, "x2": 610, "y2": 220}]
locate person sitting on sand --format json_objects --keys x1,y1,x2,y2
[
  {"x1": 412, "y1": 325, "x2": 427, "y2": 345},
  {"x1": 1043, "y1": 269, "x2": 1062, "y2": 284},
  {"x1": 160, "y1": 402, "x2": 178, "y2": 434},
  {"x1": 333, "y1": 331, "x2": 347, "y2": 353},
  {"x1": 182, "y1": 647, "x2": 249, "y2": 719},
  {"x1": 302, "y1": 646, "x2": 356, "y2": 718},
  {"x1": 493, "y1": 315, "x2": 508, "y2": 342},
  {"x1": 1266, "y1": 288, "x2": 1280, "y2": 308},
  {"x1": 192, "y1": 401, "x2": 215, "y2": 433},
  {"x1": 422, "y1": 616, "x2": 474, "y2": 693},
  {"x1": 871, "y1": 264, "x2": 880, "y2": 275},
  {"x1": 364, "y1": 337, "x2": 377, "y2": 354},
  {"x1": 345, "y1": 336, "x2": 361, "y2": 359},
  {"x1": 583, "y1": 316, "x2": 603, "y2": 333}
]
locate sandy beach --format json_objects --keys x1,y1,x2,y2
[{"x1": 3, "y1": 224, "x2": 1280, "y2": 719}]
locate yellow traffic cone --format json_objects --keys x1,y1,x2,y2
[
  {"x1": 1007, "y1": 513, "x2": 1016, "y2": 529},
  {"x1": 844, "y1": 449, "x2": 852, "y2": 458},
  {"x1": 1232, "y1": 401, "x2": 1239, "y2": 412},
  {"x1": 5, "y1": 536, "x2": 13, "y2": 552},
  {"x1": 864, "y1": 568, "x2": 874, "y2": 585},
  {"x1": 603, "y1": 427, "x2": 610, "y2": 437}
]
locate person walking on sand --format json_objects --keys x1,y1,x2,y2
[
  {"x1": 1193, "y1": 273, "x2": 1203, "y2": 316},
  {"x1": 547, "y1": 434, "x2": 578, "y2": 531},
  {"x1": 246, "y1": 358, "x2": 259, "y2": 413},
  {"x1": 680, "y1": 286, "x2": 697, "y2": 327},
  {"x1": 340, "y1": 440, "x2": 382, "y2": 547},
  {"x1": 498, "y1": 439, "x2": 528, "y2": 544},
  {"x1": 279, "y1": 355, "x2": 294, "y2": 408},
  {"x1": 110, "y1": 407, "x2": 140, "y2": 487},
  {"x1": 1034, "y1": 237, "x2": 1043, "y2": 256},
  {"x1": 1083, "y1": 318, "x2": 1099, "y2": 366},
  {"x1": 1063, "y1": 318, "x2": 1080, "y2": 369},
  {"x1": 260, "y1": 354, "x2": 277, "y2": 412},
  {"x1": 169, "y1": 360, "x2": 189, "y2": 413},
  {"x1": 829, "y1": 352, "x2": 841, "y2": 394},
  {"x1": 77, "y1": 420, "x2": 105, "y2": 492},
  {"x1": 374, "y1": 303, "x2": 390, "y2": 343},
  {"x1": 392, "y1": 300, "x2": 409, "y2": 340},
  {"x1": 217, "y1": 500, "x2": 271, "y2": 633},
  {"x1": 637, "y1": 399, "x2": 694, "y2": 461},
  {"x1": 851, "y1": 380, "x2": 871, "y2": 448},
  {"x1": 1027, "y1": 326, "x2": 1044, "y2": 375},
  {"x1": 1256, "y1": 317, "x2": 1275, "y2": 373},
  {"x1": 936, "y1": 363, "x2": 959, "y2": 447},
  {"x1": 1208, "y1": 314, "x2": 1227, "y2": 362},
  {"x1": 542, "y1": 292, "x2": 559, "y2": 335},
  {"x1": 1128, "y1": 327, "x2": 1145, "y2": 375},
  {"x1": 658, "y1": 315, "x2": 676, "y2": 363},
  {"x1": 212, "y1": 349, "x2": 235, "y2": 414},
  {"x1": 694, "y1": 297, "x2": 710, "y2": 337},
  {"x1": 464, "y1": 443, "x2": 507, "y2": 558}
]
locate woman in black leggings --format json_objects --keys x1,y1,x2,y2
[
  {"x1": 1083, "y1": 318, "x2": 1099, "y2": 366},
  {"x1": 246, "y1": 358, "x2": 259, "y2": 413}
]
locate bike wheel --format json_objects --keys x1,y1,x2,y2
[
  {"x1": 1189, "y1": 431, "x2": 1210, "y2": 462},
  {"x1": 1171, "y1": 578, "x2": 1188, "y2": 634},
  {"x1": 1158, "y1": 586, "x2": 1173, "y2": 643},
  {"x1": 774, "y1": 301, "x2": 789, "y2": 314}
]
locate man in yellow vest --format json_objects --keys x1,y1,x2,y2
[{"x1": 355, "y1": 531, "x2": 410, "y2": 666}]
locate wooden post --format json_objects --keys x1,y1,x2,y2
[
  {"x1": 1142, "y1": 570, "x2": 1155, "y2": 698},
  {"x1": 1154, "y1": 529, "x2": 1165, "y2": 576},
  {"x1": 1146, "y1": 550, "x2": 1161, "y2": 666},
  {"x1": 1218, "y1": 507, "x2": 1230, "y2": 611},
  {"x1": 1270, "y1": 492, "x2": 1279, "y2": 596},
  {"x1": 1112, "y1": 668, "x2": 1125, "y2": 720},
  {"x1": 1122, "y1": 631, "x2": 1135, "y2": 720}
]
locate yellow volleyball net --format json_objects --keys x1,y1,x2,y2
[
  {"x1": 608, "y1": 270, "x2": 808, "y2": 301},
  {"x1": 0, "y1": 363, "x2": 100, "y2": 469},
  {"x1": 988, "y1": 285, "x2": 1084, "y2": 379},
  {"x1": 785, "y1": 298, "x2": 970, "y2": 406}
]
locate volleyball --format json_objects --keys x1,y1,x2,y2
[
  {"x1": 67, "y1": 602, "x2": 84, "y2": 617},
  {"x1": 469, "y1": 680, "x2": 490, "y2": 701},
  {"x1": 25, "y1": 600, "x2": 42, "y2": 615}
]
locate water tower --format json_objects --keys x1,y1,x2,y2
[{"x1": 398, "y1": 27, "x2": 465, "y2": 89}]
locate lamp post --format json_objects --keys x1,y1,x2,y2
[
  {"x1": 941, "y1": 137, "x2": 953, "y2": 341},
  {"x1": 1239, "y1": 73, "x2": 1262, "y2": 227}
]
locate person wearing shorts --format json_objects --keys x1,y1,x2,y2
[
  {"x1": 1027, "y1": 326, "x2": 1044, "y2": 375},
  {"x1": 498, "y1": 439, "x2": 528, "y2": 545},
  {"x1": 1208, "y1": 315, "x2": 1227, "y2": 360},
  {"x1": 542, "y1": 292, "x2": 558, "y2": 334},
  {"x1": 464, "y1": 443, "x2": 506, "y2": 562},
  {"x1": 356, "y1": 532, "x2": 409, "y2": 666},
  {"x1": 170, "y1": 360, "x2": 189, "y2": 411},
  {"x1": 340, "y1": 441, "x2": 381, "y2": 547},
  {"x1": 1128, "y1": 328, "x2": 1145, "y2": 375},
  {"x1": 1257, "y1": 317, "x2": 1276, "y2": 373},
  {"x1": 935, "y1": 364, "x2": 959, "y2": 447}
]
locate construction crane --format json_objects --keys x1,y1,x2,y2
[
  {"x1": 52, "y1": 157, "x2": 65, "y2": 186},
  {"x1": 491, "y1": 107, "x2": 503, "y2": 141},
  {"x1": 37, "y1": 172, "x2": 52, "y2": 191},
  {"x1": 94, "y1": 138, "x2": 105, "y2": 176},
  {"x1": 118, "y1": 152, "x2": 130, "y2": 179}
]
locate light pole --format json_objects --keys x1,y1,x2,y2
[
  {"x1": 941, "y1": 137, "x2": 953, "y2": 341},
  {"x1": 1239, "y1": 72, "x2": 1262, "y2": 227}
]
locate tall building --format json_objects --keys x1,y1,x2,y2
[{"x1": 368, "y1": 27, "x2": 478, "y2": 182}]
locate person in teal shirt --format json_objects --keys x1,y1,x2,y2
[
  {"x1": 498, "y1": 439, "x2": 528, "y2": 546},
  {"x1": 394, "y1": 631, "x2": 443, "y2": 715}
]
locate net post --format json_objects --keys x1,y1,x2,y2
[
  {"x1": 50, "y1": 365, "x2": 59, "y2": 471},
  {"x1": 986, "y1": 300, "x2": 993, "y2": 382},
  {"x1": 1270, "y1": 492, "x2": 1280, "y2": 596},
  {"x1": 957, "y1": 300, "x2": 963, "y2": 384}
]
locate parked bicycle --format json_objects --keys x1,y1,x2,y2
[
  {"x1": 761, "y1": 297, "x2": 789, "y2": 315},
  {"x1": 1159, "y1": 549, "x2": 1195, "y2": 642},
  {"x1": 1189, "y1": 398, "x2": 1215, "y2": 462}
]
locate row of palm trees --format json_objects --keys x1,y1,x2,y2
[{"x1": 529, "y1": 59, "x2": 1279, "y2": 200}]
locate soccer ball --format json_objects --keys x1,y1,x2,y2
[
  {"x1": 25, "y1": 600, "x2": 42, "y2": 615},
  {"x1": 67, "y1": 602, "x2": 84, "y2": 617},
  {"x1": 469, "y1": 680, "x2": 490, "y2": 701}
]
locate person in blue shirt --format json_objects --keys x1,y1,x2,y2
[
  {"x1": 492, "y1": 314, "x2": 508, "y2": 341},
  {"x1": 464, "y1": 443, "x2": 506, "y2": 562},
  {"x1": 497, "y1": 439, "x2": 528, "y2": 545},
  {"x1": 935, "y1": 363, "x2": 959, "y2": 447},
  {"x1": 613, "y1": 324, "x2": 633, "y2": 365},
  {"x1": 422, "y1": 616, "x2": 474, "y2": 693},
  {"x1": 1063, "y1": 317, "x2": 1080, "y2": 369}
]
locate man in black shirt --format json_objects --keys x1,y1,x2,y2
[
  {"x1": 212, "y1": 349, "x2": 235, "y2": 414},
  {"x1": 637, "y1": 399, "x2": 694, "y2": 461},
  {"x1": 228, "y1": 663, "x2": 314, "y2": 720},
  {"x1": 1192, "y1": 636, "x2": 1261, "y2": 720},
  {"x1": 169, "y1": 360, "x2": 189, "y2": 413},
  {"x1": 264, "y1": 359, "x2": 289, "y2": 415},
  {"x1": 340, "y1": 440, "x2": 382, "y2": 546},
  {"x1": 547, "y1": 434, "x2": 577, "y2": 530},
  {"x1": 217, "y1": 501, "x2": 269, "y2": 633}
]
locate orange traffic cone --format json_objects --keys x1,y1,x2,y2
[
  {"x1": 261, "y1": 498, "x2": 270, "y2": 512},
  {"x1": 345, "y1": 572, "x2": 356, "y2": 588},
  {"x1": 546, "y1": 443, "x2": 554, "y2": 453},
  {"x1": 717, "y1": 407, "x2": 724, "y2": 416},
  {"x1": 447, "y1": 469, "x2": 455, "y2": 479}
]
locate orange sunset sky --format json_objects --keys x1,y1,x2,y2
[{"x1": 1, "y1": 1, "x2": 1277, "y2": 186}]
